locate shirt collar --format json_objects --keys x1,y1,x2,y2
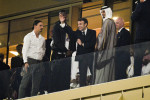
[
  {"x1": 82, "y1": 28, "x2": 88, "y2": 35},
  {"x1": 60, "y1": 23, "x2": 66, "y2": 28},
  {"x1": 118, "y1": 27, "x2": 124, "y2": 33},
  {"x1": 32, "y1": 30, "x2": 42, "y2": 39}
]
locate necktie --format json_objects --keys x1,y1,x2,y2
[{"x1": 82, "y1": 31, "x2": 85, "y2": 36}]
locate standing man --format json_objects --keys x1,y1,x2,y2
[
  {"x1": 131, "y1": 0, "x2": 150, "y2": 76},
  {"x1": 18, "y1": 20, "x2": 46, "y2": 98},
  {"x1": 95, "y1": 6, "x2": 116, "y2": 84},
  {"x1": 115, "y1": 17, "x2": 131, "y2": 80},
  {"x1": 75, "y1": 18, "x2": 96, "y2": 87},
  {"x1": 51, "y1": 10, "x2": 75, "y2": 92}
]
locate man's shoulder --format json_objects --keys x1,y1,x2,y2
[
  {"x1": 121, "y1": 28, "x2": 130, "y2": 37},
  {"x1": 122, "y1": 28, "x2": 130, "y2": 33},
  {"x1": 11, "y1": 56, "x2": 23, "y2": 61},
  {"x1": 41, "y1": 36, "x2": 45, "y2": 41},
  {"x1": 88, "y1": 29, "x2": 96, "y2": 33},
  {"x1": 106, "y1": 18, "x2": 115, "y2": 23},
  {"x1": 24, "y1": 31, "x2": 33, "y2": 38},
  {"x1": 54, "y1": 21, "x2": 60, "y2": 26}
]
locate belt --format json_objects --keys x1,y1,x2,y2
[
  {"x1": 57, "y1": 52, "x2": 66, "y2": 55},
  {"x1": 28, "y1": 57, "x2": 41, "y2": 62}
]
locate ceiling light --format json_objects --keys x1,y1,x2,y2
[
  {"x1": 113, "y1": 17, "x2": 118, "y2": 21},
  {"x1": 10, "y1": 51, "x2": 19, "y2": 56}
]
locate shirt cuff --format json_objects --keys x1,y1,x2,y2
[{"x1": 23, "y1": 59, "x2": 27, "y2": 63}]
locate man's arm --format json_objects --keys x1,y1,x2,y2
[
  {"x1": 22, "y1": 35, "x2": 30, "y2": 72},
  {"x1": 131, "y1": 3, "x2": 143, "y2": 21},
  {"x1": 42, "y1": 39, "x2": 46, "y2": 58}
]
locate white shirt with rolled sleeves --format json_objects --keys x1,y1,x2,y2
[{"x1": 22, "y1": 31, "x2": 46, "y2": 63}]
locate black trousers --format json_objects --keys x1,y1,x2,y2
[
  {"x1": 76, "y1": 53, "x2": 94, "y2": 87},
  {"x1": 18, "y1": 58, "x2": 44, "y2": 99},
  {"x1": 115, "y1": 49, "x2": 130, "y2": 80},
  {"x1": 0, "y1": 70, "x2": 10, "y2": 99},
  {"x1": 134, "y1": 41, "x2": 150, "y2": 76},
  {"x1": 51, "y1": 51, "x2": 71, "y2": 92}
]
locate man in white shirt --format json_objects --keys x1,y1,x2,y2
[{"x1": 18, "y1": 20, "x2": 46, "y2": 98}]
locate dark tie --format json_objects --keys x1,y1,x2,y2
[{"x1": 82, "y1": 31, "x2": 85, "y2": 36}]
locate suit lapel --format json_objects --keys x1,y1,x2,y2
[{"x1": 86, "y1": 29, "x2": 90, "y2": 38}]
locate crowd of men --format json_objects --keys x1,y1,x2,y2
[{"x1": 0, "y1": 0, "x2": 150, "y2": 99}]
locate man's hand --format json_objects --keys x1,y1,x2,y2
[
  {"x1": 24, "y1": 63, "x2": 29, "y2": 73},
  {"x1": 140, "y1": 0, "x2": 145, "y2": 3},
  {"x1": 77, "y1": 39, "x2": 82, "y2": 45},
  {"x1": 66, "y1": 50, "x2": 73, "y2": 57}
]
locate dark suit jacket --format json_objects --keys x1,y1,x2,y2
[
  {"x1": 76, "y1": 29, "x2": 96, "y2": 55},
  {"x1": 131, "y1": 0, "x2": 150, "y2": 42},
  {"x1": 52, "y1": 21, "x2": 76, "y2": 53},
  {"x1": 116, "y1": 28, "x2": 131, "y2": 47},
  {"x1": 11, "y1": 56, "x2": 23, "y2": 68},
  {"x1": 0, "y1": 61, "x2": 10, "y2": 71}
]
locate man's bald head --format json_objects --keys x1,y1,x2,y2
[{"x1": 115, "y1": 17, "x2": 124, "y2": 30}]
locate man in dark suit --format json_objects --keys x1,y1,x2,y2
[
  {"x1": 75, "y1": 18, "x2": 96, "y2": 87},
  {"x1": 131, "y1": 0, "x2": 150, "y2": 76},
  {"x1": 115, "y1": 17, "x2": 131, "y2": 80},
  {"x1": 51, "y1": 10, "x2": 75, "y2": 92}
]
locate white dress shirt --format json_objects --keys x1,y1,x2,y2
[
  {"x1": 82, "y1": 28, "x2": 88, "y2": 36},
  {"x1": 22, "y1": 31, "x2": 46, "y2": 63},
  {"x1": 118, "y1": 27, "x2": 124, "y2": 33}
]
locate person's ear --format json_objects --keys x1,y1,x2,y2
[{"x1": 85, "y1": 23, "x2": 88, "y2": 27}]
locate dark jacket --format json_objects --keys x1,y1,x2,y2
[
  {"x1": 52, "y1": 21, "x2": 76, "y2": 52},
  {"x1": 116, "y1": 28, "x2": 131, "y2": 47},
  {"x1": 43, "y1": 39, "x2": 52, "y2": 61},
  {"x1": 115, "y1": 28, "x2": 131, "y2": 63},
  {"x1": 11, "y1": 55, "x2": 23, "y2": 68},
  {"x1": 131, "y1": 0, "x2": 150, "y2": 42},
  {"x1": 0, "y1": 61, "x2": 10, "y2": 71},
  {"x1": 76, "y1": 29, "x2": 96, "y2": 55}
]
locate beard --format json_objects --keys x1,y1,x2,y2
[{"x1": 40, "y1": 29, "x2": 43, "y2": 32}]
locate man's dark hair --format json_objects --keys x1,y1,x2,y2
[
  {"x1": 16, "y1": 44, "x2": 23, "y2": 53},
  {"x1": 32, "y1": 20, "x2": 42, "y2": 30},
  {"x1": 0, "y1": 53, "x2": 4, "y2": 61},
  {"x1": 78, "y1": 18, "x2": 88, "y2": 25},
  {"x1": 59, "y1": 10, "x2": 67, "y2": 17}
]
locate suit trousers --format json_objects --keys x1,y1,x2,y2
[
  {"x1": 51, "y1": 51, "x2": 71, "y2": 92},
  {"x1": 18, "y1": 58, "x2": 44, "y2": 99},
  {"x1": 77, "y1": 53, "x2": 94, "y2": 87}
]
